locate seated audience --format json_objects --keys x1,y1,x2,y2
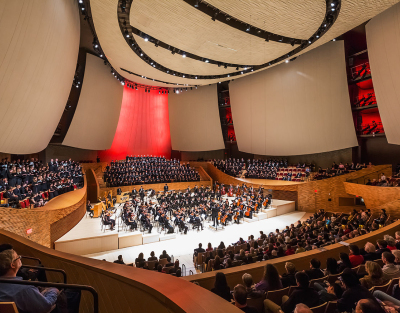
[
  {"x1": 232, "y1": 284, "x2": 258, "y2": 313},
  {"x1": 359, "y1": 261, "x2": 389, "y2": 289},
  {"x1": 304, "y1": 258, "x2": 324, "y2": 280},
  {"x1": 281, "y1": 262, "x2": 297, "y2": 287},
  {"x1": 113, "y1": 255, "x2": 125, "y2": 264},
  {"x1": 349, "y1": 244, "x2": 364, "y2": 267},
  {"x1": 241, "y1": 273, "x2": 263, "y2": 299},
  {"x1": 211, "y1": 272, "x2": 231, "y2": 302},
  {"x1": 104, "y1": 156, "x2": 200, "y2": 187},
  {"x1": 255, "y1": 264, "x2": 282, "y2": 293},
  {"x1": 381, "y1": 251, "x2": 400, "y2": 279},
  {"x1": 0, "y1": 248, "x2": 60, "y2": 313}
]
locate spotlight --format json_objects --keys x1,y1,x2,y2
[
  {"x1": 194, "y1": 0, "x2": 199, "y2": 7},
  {"x1": 144, "y1": 36, "x2": 149, "y2": 42},
  {"x1": 100, "y1": 54, "x2": 103, "y2": 57},
  {"x1": 140, "y1": 53, "x2": 143, "y2": 56},
  {"x1": 212, "y1": 11, "x2": 218, "y2": 21},
  {"x1": 182, "y1": 52, "x2": 186, "y2": 58},
  {"x1": 79, "y1": 0, "x2": 83, "y2": 2},
  {"x1": 331, "y1": 8, "x2": 335, "y2": 11},
  {"x1": 159, "y1": 90, "x2": 160, "y2": 94},
  {"x1": 285, "y1": 60, "x2": 289, "y2": 63},
  {"x1": 167, "y1": 70, "x2": 169, "y2": 73},
  {"x1": 135, "y1": 85, "x2": 138, "y2": 90},
  {"x1": 176, "y1": 89, "x2": 179, "y2": 94},
  {"x1": 333, "y1": 38, "x2": 336, "y2": 41},
  {"x1": 279, "y1": 37, "x2": 283, "y2": 42},
  {"x1": 168, "y1": 90, "x2": 170, "y2": 94},
  {"x1": 205, "y1": 59, "x2": 209, "y2": 63},
  {"x1": 186, "y1": 88, "x2": 188, "y2": 91},
  {"x1": 227, "y1": 74, "x2": 230, "y2": 77},
  {"x1": 183, "y1": 75, "x2": 185, "y2": 78},
  {"x1": 331, "y1": 2, "x2": 335, "y2": 6},
  {"x1": 195, "y1": 76, "x2": 197, "y2": 79},
  {"x1": 124, "y1": 29, "x2": 129, "y2": 38},
  {"x1": 241, "y1": 71, "x2": 243, "y2": 74},
  {"x1": 180, "y1": 88, "x2": 183, "y2": 92},
  {"x1": 246, "y1": 25, "x2": 250, "y2": 32},
  {"x1": 308, "y1": 40, "x2": 311, "y2": 44}
]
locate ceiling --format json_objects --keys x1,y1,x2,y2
[{"x1": 90, "y1": 0, "x2": 399, "y2": 88}]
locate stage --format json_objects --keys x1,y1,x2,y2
[{"x1": 55, "y1": 197, "x2": 298, "y2": 272}]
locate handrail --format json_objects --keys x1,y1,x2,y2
[
  {"x1": 182, "y1": 264, "x2": 186, "y2": 277},
  {"x1": 20, "y1": 265, "x2": 67, "y2": 284},
  {"x1": 0, "y1": 279, "x2": 98, "y2": 313},
  {"x1": 345, "y1": 165, "x2": 392, "y2": 184},
  {"x1": 21, "y1": 255, "x2": 42, "y2": 265},
  {"x1": 189, "y1": 270, "x2": 194, "y2": 275}
]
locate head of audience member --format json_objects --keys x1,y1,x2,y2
[
  {"x1": 339, "y1": 252, "x2": 352, "y2": 268},
  {"x1": 285, "y1": 262, "x2": 296, "y2": 275},
  {"x1": 382, "y1": 251, "x2": 395, "y2": 265},
  {"x1": 150, "y1": 251, "x2": 155, "y2": 258},
  {"x1": 214, "y1": 272, "x2": 229, "y2": 291},
  {"x1": 309, "y1": 258, "x2": 321, "y2": 269},
  {"x1": 138, "y1": 253, "x2": 143, "y2": 260},
  {"x1": 377, "y1": 240, "x2": 388, "y2": 249},
  {"x1": 242, "y1": 273, "x2": 253, "y2": 288},
  {"x1": 364, "y1": 242, "x2": 376, "y2": 254},
  {"x1": 0, "y1": 248, "x2": 21, "y2": 278},
  {"x1": 355, "y1": 299, "x2": 386, "y2": 313},
  {"x1": 326, "y1": 258, "x2": 338, "y2": 275},
  {"x1": 157, "y1": 264, "x2": 163, "y2": 272},
  {"x1": 294, "y1": 304, "x2": 313, "y2": 313},
  {"x1": 392, "y1": 250, "x2": 400, "y2": 264},
  {"x1": 233, "y1": 284, "x2": 249, "y2": 309},
  {"x1": 384, "y1": 235, "x2": 396, "y2": 248},
  {"x1": 198, "y1": 243, "x2": 202, "y2": 249},
  {"x1": 349, "y1": 244, "x2": 360, "y2": 256},
  {"x1": 340, "y1": 268, "x2": 360, "y2": 289},
  {"x1": 295, "y1": 271, "x2": 310, "y2": 288},
  {"x1": 263, "y1": 264, "x2": 281, "y2": 290}
]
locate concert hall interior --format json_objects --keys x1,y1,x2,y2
[{"x1": 4, "y1": 1, "x2": 400, "y2": 313}]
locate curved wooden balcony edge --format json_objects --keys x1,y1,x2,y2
[{"x1": 0, "y1": 229, "x2": 243, "y2": 313}]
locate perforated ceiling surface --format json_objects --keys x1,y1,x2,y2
[{"x1": 90, "y1": 0, "x2": 399, "y2": 87}]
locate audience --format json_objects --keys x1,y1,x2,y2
[
  {"x1": 232, "y1": 284, "x2": 258, "y2": 313},
  {"x1": 0, "y1": 158, "x2": 83, "y2": 208},
  {"x1": 104, "y1": 156, "x2": 200, "y2": 187},
  {"x1": 359, "y1": 261, "x2": 389, "y2": 289},
  {"x1": 211, "y1": 272, "x2": 231, "y2": 302}
]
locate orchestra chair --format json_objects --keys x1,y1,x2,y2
[
  {"x1": 310, "y1": 302, "x2": 327, "y2": 313},
  {"x1": 100, "y1": 217, "x2": 112, "y2": 232},
  {"x1": 265, "y1": 287, "x2": 289, "y2": 306},
  {"x1": 246, "y1": 296, "x2": 265, "y2": 313}
]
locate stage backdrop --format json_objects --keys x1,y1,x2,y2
[
  {"x1": 168, "y1": 84, "x2": 224, "y2": 151},
  {"x1": 98, "y1": 87, "x2": 171, "y2": 162},
  {"x1": 63, "y1": 54, "x2": 124, "y2": 150},
  {"x1": 0, "y1": 0, "x2": 80, "y2": 154},
  {"x1": 229, "y1": 40, "x2": 358, "y2": 156},
  {"x1": 366, "y1": 2, "x2": 400, "y2": 145}
]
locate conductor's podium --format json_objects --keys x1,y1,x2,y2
[{"x1": 116, "y1": 192, "x2": 130, "y2": 203}]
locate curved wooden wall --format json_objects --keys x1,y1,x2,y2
[
  {"x1": 0, "y1": 175, "x2": 87, "y2": 248},
  {"x1": 344, "y1": 182, "x2": 400, "y2": 218},
  {"x1": 184, "y1": 219, "x2": 400, "y2": 289},
  {"x1": 0, "y1": 229, "x2": 242, "y2": 313}
]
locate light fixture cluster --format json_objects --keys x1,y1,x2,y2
[
  {"x1": 117, "y1": 0, "x2": 341, "y2": 80},
  {"x1": 173, "y1": 86, "x2": 198, "y2": 94},
  {"x1": 73, "y1": 75, "x2": 81, "y2": 88}
]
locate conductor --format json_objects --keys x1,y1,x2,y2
[{"x1": 211, "y1": 205, "x2": 219, "y2": 227}]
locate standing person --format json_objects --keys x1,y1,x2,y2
[{"x1": 212, "y1": 205, "x2": 219, "y2": 227}]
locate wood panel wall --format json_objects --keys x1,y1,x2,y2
[
  {"x1": 0, "y1": 229, "x2": 243, "y2": 313},
  {"x1": 0, "y1": 176, "x2": 87, "y2": 248},
  {"x1": 344, "y1": 182, "x2": 400, "y2": 218}
]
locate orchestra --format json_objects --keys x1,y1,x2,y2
[{"x1": 100, "y1": 182, "x2": 273, "y2": 235}]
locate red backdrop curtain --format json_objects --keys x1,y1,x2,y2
[{"x1": 98, "y1": 86, "x2": 171, "y2": 162}]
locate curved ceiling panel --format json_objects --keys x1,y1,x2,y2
[
  {"x1": 129, "y1": 0, "x2": 299, "y2": 66},
  {"x1": 205, "y1": 0, "x2": 325, "y2": 40},
  {"x1": 91, "y1": 0, "x2": 399, "y2": 87},
  {"x1": 132, "y1": 34, "x2": 233, "y2": 76}
]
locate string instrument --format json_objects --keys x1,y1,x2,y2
[
  {"x1": 233, "y1": 211, "x2": 239, "y2": 221},
  {"x1": 263, "y1": 198, "x2": 268, "y2": 207},
  {"x1": 218, "y1": 211, "x2": 221, "y2": 221},
  {"x1": 254, "y1": 203, "x2": 259, "y2": 212},
  {"x1": 236, "y1": 186, "x2": 241, "y2": 196},
  {"x1": 228, "y1": 188, "x2": 233, "y2": 197},
  {"x1": 245, "y1": 206, "x2": 251, "y2": 217},
  {"x1": 222, "y1": 213, "x2": 228, "y2": 224}
]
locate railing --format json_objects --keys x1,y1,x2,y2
[
  {"x1": 182, "y1": 264, "x2": 186, "y2": 277},
  {"x1": 0, "y1": 279, "x2": 98, "y2": 313},
  {"x1": 21, "y1": 255, "x2": 42, "y2": 265},
  {"x1": 20, "y1": 265, "x2": 67, "y2": 284},
  {"x1": 346, "y1": 165, "x2": 392, "y2": 184},
  {"x1": 189, "y1": 270, "x2": 194, "y2": 275}
]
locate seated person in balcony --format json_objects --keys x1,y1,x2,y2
[
  {"x1": 232, "y1": 284, "x2": 258, "y2": 313},
  {"x1": 0, "y1": 248, "x2": 60, "y2": 313}
]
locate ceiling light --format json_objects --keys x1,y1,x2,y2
[
  {"x1": 241, "y1": 71, "x2": 243, "y2": 74},
  {"x1": 159, "y1": 91, "x2": 160, "y2": 94},
  {"x1": 227, "y1": 74, "x2": 230, "y2": 77},
  {"x1": 100, "y1": 54, "x2": 103, "y2": 57},
  {"x1": 167, "y1": 70, "x2": 169, "y2": 73},
  {"x1": 176, "y1": 89, "x2": 179, "y2": 94},
  {"x1": 124, "y1": 29, "x2": 129, "y2": 37},
  {"x1": 308, "y1": 40, "x2": 311, "y2": 44},
  {"x1": 140, "y1": 53, "x2": 143, "y2": 56},
  {"x1": 144, "y1": 36, "x2": 148, "y2": 42},
  {"x1": 195, "y1": 76, "x2": 197, "y2": 79},
  {"x1": 79, "y1": 0, "x2": 83, "y2": 2},
  {"x1": 331, "y1": 2, "x2": 335, "y2": 6},
  {"x1": 285, "y1": 60, "x2": 289, "y2": 63},
  {"x1": 246, "y1": 25, "x2": 250, "y2": 32},
  {"x1": 205, "y1": 59, "x2": 209, "y2": 63},
  {"x1": 182, "y1": 52, "x2": 186, "y2": 58},
  {"x1": 279, "y1": 37, "x2": 283, "y2": 42},
  {"x1": 331, "y1": 8, "x2": 335, "y2": 11},
  {"x1": 194, "y1": 0, "x2": 199, "y2": 8},
  {"x1": 333, "y1": 38, "x2": 336, "y2": 41},
  {"x1": 183, "y1": 75, "x2": 185, "y2": 78}
]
